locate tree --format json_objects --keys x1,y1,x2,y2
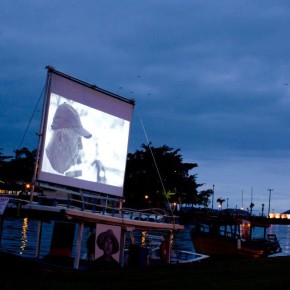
[
  {"x1": 1, "y1": 144, "x2": 213, "y2": 211},
  {"x1": 124, "y1": 143, "x2": 204, "y2": 209},
  {"x1": 197, "y1": 189, "x2": 213, "y2": 208},
  {"x1": 0, "y1": 147, "x2": 36, "y2": 183},
  {"x1": 249, "y1": 202, "x2": 255, "y2": 215},
  {"x1": 0, "y1": 148, "x2": 13, "y2": 165},
  {"x1": 217, "y1": 197, "x2": 225, "y2": 210}
]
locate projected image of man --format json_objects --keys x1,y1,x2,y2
[{"x1": 45, "y1": 102, "x2": 92, "y2": 176}]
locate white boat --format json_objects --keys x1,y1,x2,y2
[
  {"x1": 0, "y1": 66, "x2": 208, "y2": 269},
  {"x1": 120, "y1": 233, "x2": 209, "y2": 266},
  {"x1": 149, "y1": 248, "x2": 209, "y2": 264}
]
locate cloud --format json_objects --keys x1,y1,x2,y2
[{"x1": 2, "y1": 0, "x2": 290, "y2": 211}]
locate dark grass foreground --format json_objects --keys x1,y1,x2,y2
[{"x1": 1, "y1": 251, "x2": 290, "y2": 290}]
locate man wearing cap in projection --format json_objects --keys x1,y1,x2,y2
[{"x1": 45, "y1": 102, "x2": 92, "y2": 175}]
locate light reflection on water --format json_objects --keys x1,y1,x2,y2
[
  {"x1": 1, "y1": 218, "x2": 290, "y2": 258},
  {"x1": 1, "y1": 217, "x2": 44, "y2": 257},
  {"x1": 0, "y1": 217, "x2": 89, "y2": 259},
  {"x1": 19, "y1": 217, "x2": 28, "y2": 255}
]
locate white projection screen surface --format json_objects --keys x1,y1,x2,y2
[{"x1": 37, "y1": 71, "x2": 134, "y2": 197}]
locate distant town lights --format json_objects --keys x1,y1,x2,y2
[{"x1": 269, "y1": 213, "x2": 290, "y2": 219}]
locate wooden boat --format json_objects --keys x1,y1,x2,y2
[
  {"x1": 190, "y1": 215, "x2": 282, "y2": 258},
  {"x1": 0, "y1": 66, "x2": 208, "y2": 269}
]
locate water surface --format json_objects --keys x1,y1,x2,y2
[{"x1": 1, "y1": 217, "x2": 289, "y2": 258}]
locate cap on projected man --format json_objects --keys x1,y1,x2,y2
[{"x1": 45, "y1": 102, "x2": 92, "y2": 176}]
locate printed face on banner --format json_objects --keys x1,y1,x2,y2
[{"x1": 95, "y1": 224, "x2": 121, "y2": 265}]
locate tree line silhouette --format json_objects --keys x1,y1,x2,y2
[{"x1": 0, "y1": 144, "x2": 213, "y2": 209}]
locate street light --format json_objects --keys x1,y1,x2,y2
[
  {"x1": 267, "y1": 189, "x2": 273, "y2": 217},
  {"x1": 211, "y1": 184, "x2": 215, "y2": 210}
]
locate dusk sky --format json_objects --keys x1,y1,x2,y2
[{"x1": 1, "y1": 1, "x2": 290, "y2": 213}]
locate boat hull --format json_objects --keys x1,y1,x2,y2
[
  {"x1": 192, "y1": 236, "x2": 273, "y2": 258},
  {"x1": 191, "y1": 226, "x2": 282, "y2": 258}
]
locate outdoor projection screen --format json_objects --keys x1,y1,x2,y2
[{"x1": 37, "y1": 69, "x2": 134, "y2": 197}]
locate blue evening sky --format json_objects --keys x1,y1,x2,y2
[{"x1": 1, "y1": 0, "x2": 290, "y2": 213}]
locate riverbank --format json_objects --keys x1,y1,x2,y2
[{"x1": 1, "y1": 251, "x2": 290, "y2": 289}]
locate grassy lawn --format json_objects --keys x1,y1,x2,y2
[{"x1": 1, "y1": 252, "x2": 290, "y2": 289}]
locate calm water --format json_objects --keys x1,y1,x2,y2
[
  {"x1": 0, "y1": 217, "x2": 89, "y2": 258},
  {"x1": 268, "y1": 224, "x2": 290, "y2": 256},
  {"x1": 1, "y1": 217, "x2": 290, "y2": 258}
]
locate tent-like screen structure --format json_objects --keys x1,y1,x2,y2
[{"x1": 37, "y1": 68, "x2": 134, "y2": 198}]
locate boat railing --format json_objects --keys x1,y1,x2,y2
[
  {"x1": 121, "y1": 207, "x2": 179, "y2": 224},
  {"x1": 267, "y1": 234, "x2": 278, "y2": 242},
  {"x1": 6, "y1": 193, "x2": 180, "y2": 225},
  {"x1": 59, "y1": 196, "x2": 180, "y2": 224}
]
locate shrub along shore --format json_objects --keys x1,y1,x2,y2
[{"x1": 1, "y1": 251, "x2": 290, "y2": 290}]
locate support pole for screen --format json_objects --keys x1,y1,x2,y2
[{"x1": 30, "y1": 69, "x2": 52, "y2": 203}]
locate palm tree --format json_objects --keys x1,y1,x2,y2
[
  {"x1": 249, "y1": 202, "x2": 255, "y2": 215},
  {"x1": 217, "y1": 197, "x2": 225, "y2": 210}
]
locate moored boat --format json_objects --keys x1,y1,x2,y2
[{"x1": 190, "y1": 214, "x2": 282, "y2": 258}]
